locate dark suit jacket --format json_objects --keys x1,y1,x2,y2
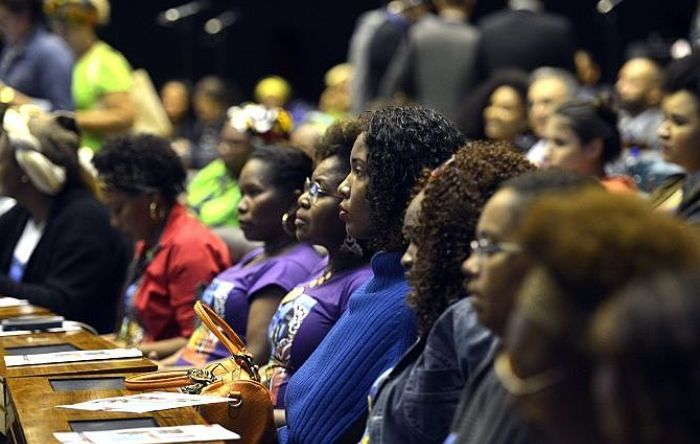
[
  {"x1": 0, "y1": 187, "x2": 129, "y2": 333},
  {"x1": 477, "y1": 9, "x2": 576, "y2": 76}
]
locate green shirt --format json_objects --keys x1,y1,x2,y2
[
  {"x1": 187, "y1": 159, "x2": 241, "y2": 227},
  {"x1": 73, "y1": 41, "x2": 132, "y2": 152}
]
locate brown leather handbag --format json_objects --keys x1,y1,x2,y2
[{"x1": 125, "y1": 301, "x2": 277, "y2": 444}]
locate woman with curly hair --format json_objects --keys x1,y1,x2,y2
[
  {"x1": 93, "y1": 134, "x2": 231, "y2": 358},
  {"x1": 496, "y1": 190, "x2": 700, "y2": 444},
  {"x1": 279, "y1": 105, "x2": 463, "y2": 444},
  {"x1": 542, "y1": 98, "x2": 636, "y2": 193},
  {"x1": 361, "y1": 141, "x2": 534, "y2": 443},
  {"x1": 262, "y1": 118, "x2": 374, "y2": 412},
  {"x1": 0, "y1": 106, "x2": 128, "y2": 333}
]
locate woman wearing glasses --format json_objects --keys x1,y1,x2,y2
[
  {"x1": 262, "y1": 118, "x2": 374, "y2": 412},
  {"x1": 164, "y1": 144, "x2": 323, "y2": 367}
]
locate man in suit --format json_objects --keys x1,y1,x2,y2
[
  {"x1": 380, "y1": 0, "x2": 481, "y2": 120},
  {"x1": 477, "y1": 0, "x2": 576, "y2": 77}
]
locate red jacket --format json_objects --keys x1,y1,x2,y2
[{"x1": 133, "y1": 203, "x2": 231, "y2": 341}]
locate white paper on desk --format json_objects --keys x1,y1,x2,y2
[
  {"x1": 4, "y1": 348, "x2": 142, "y2": 367},
  {"x1": 0, "y1": 297, "x2": 28, "y2": 307},
  {"x1": 53, "y1": 424, "x2": 240, "y2": 444},
  {"x1": 58, "y1": 392, "x2": 234, "y2": 413}
]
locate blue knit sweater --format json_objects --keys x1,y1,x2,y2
[{"x1": 278, "y1": 251, "x2": 417, "y2": 444}]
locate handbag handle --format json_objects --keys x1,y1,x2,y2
[
  {"x1": 125, "y1": 370, "x2": 191, "y2": 390},
  {"x1": 194, "y1": 301, "x2": 248, "y2": 356}
]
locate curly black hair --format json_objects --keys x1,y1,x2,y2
[
  {"x1": 361, "y1": 105, "x2": 464, "y2": 251},
  {"x1": 93, "y1": 134, "x2": 187, "y2": 203},
  {"x1": 406, "y1": 141, "x2": 535, "y2": 336},
  {"x1": 314, "y1": 117, "x2": 362, "y2": 167}
]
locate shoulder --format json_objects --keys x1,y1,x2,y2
[{"x1": 53, "y1": 190, "x2": 110, "y2": 225}]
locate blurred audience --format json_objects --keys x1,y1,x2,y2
[
  {"x1": 186, "y1": 75, "x2": 234, "y2": 169},
  {"x1": 0, "y1": 0, "x2": 73, "y2": 111}
]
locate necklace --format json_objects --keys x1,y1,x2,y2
[{"x1": 281, "y1": 267, "x2": 333, "y2": 304}]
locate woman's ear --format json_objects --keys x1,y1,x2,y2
[{"x1": 583, "y1": 138, "x2": 604, "y2": 163}]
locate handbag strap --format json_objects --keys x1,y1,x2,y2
[
  {"x1": 125, "y1": 370, "x2": 191, "y2": 390},
  {"x1": 194, "y1": 301, "x2": 248, "y2": 355}
]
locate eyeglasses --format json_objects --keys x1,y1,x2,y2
[
  {"x1": 469, "y1": 238, "x2": 522, "y2": 258},
  {"x1": 303, "y1": 177, "x2": 342, "y2": 204},
  {"x1": 494, "y1": 352, "x2": 568, "y2": 397}
]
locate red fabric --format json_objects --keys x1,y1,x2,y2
[
  {"x1": 133, "y1": 204, "x2": 231, "y2": 342},
  {"x1": 601, "y1": 175, "x2": 638, "y2": 195}
]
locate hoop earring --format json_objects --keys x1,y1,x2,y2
[
  {"x1": 281, "y1": 211, "x2": 296, "y2": 237},
  {"x1": 20, "y1": 175, "x2": 29, "y2": 184},
  {"x1": 344, "y1": 234, "x2": 364, "y2": 258},
  {"x1": 149, "y1": 202, "x2": 162, "y2": 222}
]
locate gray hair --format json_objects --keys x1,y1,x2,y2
[{"x1": 529, "y1": 66, "x2": 579, "y2": 97}]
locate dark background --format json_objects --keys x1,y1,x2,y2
[{"x1": 101, "y1": 0, "x2": 697, "y2": 103}]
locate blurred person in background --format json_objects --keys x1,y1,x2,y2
[
  {"x1": 542, "y1": 99, "x2": 637, "y2": 194},
  {"x1": 160, "y1": 79, "x2": 195, "y2": 146},
  {"x1": 525, "y1": 67, "x2": 579, "y2": 166},
  {"x1": 44, "y1": 0, "x2": 134, "y2": 152},
  {"x1": 0, "y1": 106, "x2": 128, "y2": 333},
  {"x1": 457, "y1": 69, "x2": 533, "y2": 152},
  {"x1": 94, "y1": 134, "x2": 231, "y2": 359},
  {"x1": 185, "y1": 75, "x2": 233, "y2": 169},
  {"x1": 608, "y1": 57, "x2": 681, "y2": 192},
  {"x1": 380, "y1": 0, "x2": 481, "y2": 121},
  {"x1": 0, "y1": 0, "x2": 73, "y2": 111},
  {"x1": 650, "y1": 52, "x2": 700, "y2": 222}
]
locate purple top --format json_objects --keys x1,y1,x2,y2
[
  {"x1": 176, "y1": 243, "x2": 323, "y2": 366},
  {"x1": 263, "y1": 264, "x2": 373, "y2": 408}
]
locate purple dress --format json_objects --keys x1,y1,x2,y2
[
  {"x1": 263, "y1": 264, "x2": 373, "y2": 408},
  {"x1": 176, "y1": 243, "x2": 323, "y2": 366}
]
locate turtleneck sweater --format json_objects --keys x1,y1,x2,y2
[{"x1": 278, "y1": 251, "x2": 417, "y2": 444}]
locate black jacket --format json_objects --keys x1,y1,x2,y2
[{"x1": 0, "y1": 187, "x2": 129, "y2": 333}]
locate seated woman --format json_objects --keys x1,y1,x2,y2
[
  {"x1": 279, "y1": 105, "x2": 463, "y2": 444},
  {"x1": 168, "y1": 144, "x2": 323, "y2": 367},
  {"x1": 0, "y1": 106, "x2": 128, "y2": 333},
  {"x1": 93, "y1": 134, "x2": 231, "y2": 358},
  {"x1": 363, "y1": 141, "x2": 535, "y2": 443},
  {"x1": 542, "y1": 98, "x2": 637, "y2": 193},
  {"x1": 592, "y1": 271, "x2": 700, "y2": 444},
  {"x1": 456, "y1": 70, "x2": 533, "y2": 152},
  {"x1": 498, "y1": 190, "x2": 700, "y2": 444},
  {"x1": 263, "y1": 118, "x2": 374, "y2": 411}
]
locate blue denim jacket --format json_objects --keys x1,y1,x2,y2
[{"x1": 363, "y1": 298, "x2": 495, "y2": 444}]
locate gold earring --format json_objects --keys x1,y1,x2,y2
[{"x1": 149, "y1": 202, "x2": 159, "y2": 222}]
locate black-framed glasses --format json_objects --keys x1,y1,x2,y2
[
  {"x1": 303, "y1": 177, "x2": 341, "y2": 204},
  {"x1": 469, "y1": 238, "x2": 522, "y2": 258}
]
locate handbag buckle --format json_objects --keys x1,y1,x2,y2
[{"x1": 188, "y1": 368, "x2": 216, "y2": 384}]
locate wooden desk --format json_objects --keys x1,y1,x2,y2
[
  {"x1": 0, "y1": 306, "x2": 50, "y2": 320},
  {"x1": 7, "y1": 374, "x2": 229, "y2": 444},
  {"x1": 0, "y1": 331, "x2": 157, "y2": 435}
]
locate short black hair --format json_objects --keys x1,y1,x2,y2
[
  {"x1": 553, "y1": 98, "x2": 622, "y2": 164},
  {"x1": 314, "y1": 117, "x2": 362, "y2": 168},
  {"x1": 93, "y1": 134, "x2": 187, "y2": 203},
  {"x1": 361, "y1": 105, "x2": 463, "y2": 251},
  {"x1": 248, "y1": 144, "x2": 312, "y2": 192},
  {"x1": 502, "y1": 169, "x2": 601, "y2": 229},
  {"x1": 663, "y1": 51, "x2": 700, "y2": 100}
]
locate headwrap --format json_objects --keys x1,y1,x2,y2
[
  {"x1": 226, "y1": 104, "x2": 292, "y2": 144},
  {"x1": 4, "y1": 106, "x2": 67, "y2": 196},
  {"x1": 43, "y1": 0, "x2": 110, "y2": 26}
]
